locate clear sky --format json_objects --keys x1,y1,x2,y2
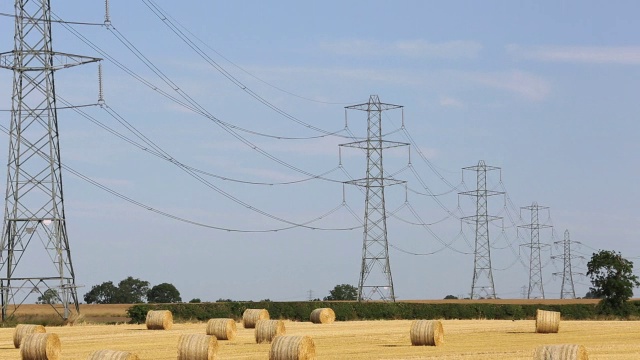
[{"x1": 0, "y1": 0, "x2": 638, "y2": 302}]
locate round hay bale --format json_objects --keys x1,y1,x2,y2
[
  {"x1": 206, "y1": 318, "x2": 237, "y2": 341},
  {"x1": 242, "y1": 308, "x2": 269, "y2": 329},
  {"x1": 145, "y1": 310, "x2": 173, "y2": 330},
  {"x1": 535, "y1": 309, "x2": 560, "y2": 334},
  {"x1": 533, "y1": 344, "x2": 588, "y2": 360},
  {"x1": 177, "y1": 334, "x2": 218, "y2": 360},
  {"x1": 269, "y1": 335, "x2": 315, "y2": 360},
  {"x1": 13, "y1": 324, "x2": 46, "y2": 348},
  {"x1": 20, "y1": 333, "x2": 61, "y2": 360},
  {"x1": 410, "y1": 320, "x2": 444, "y2": 346},
  {"x1": 255, "y1": 319, "x2": 286, "y2": 344},
  {"x1": 309, "y1": 308, "x2": 335, "y2": 324},
  {"x1": 87, "y1": 350, "x2": 140, "y2": 360}
]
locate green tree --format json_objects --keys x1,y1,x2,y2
[
  {"x1": 147, "y1": 283, "x2": 182, "y2": 303},
  {"x1": 444, "y1": 295, "x2": 458, "y2": 300},
  {"x1": 583, "y1": 290, "x2": 601, "y2": 299},
  {"x1": 189, "y1": 298, "x2": 202, "y2": 303},
  {"x1": 115, "y1": 276, "x2": 150, "y2": 303},
  {"x1": 84, "y1": 281, "x2": 118, "y2": 304},
  {"x1": 324, "y1": 284, "x2": 357, "y2": 300},
  {"x1": 586, "y1": 250, "x2": 640, "y2": 315},
  {"x1": 37, "y1": 289, "x2": 60, "y2": 304},
  {"x1": 84, "y1": 277, "x2": 150, "y2": 304}
]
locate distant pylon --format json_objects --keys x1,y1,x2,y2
[
  {"x1": 340, "y1": 95, "x2": 407, "y2": 301},
  {"x1": 552, "y1": 229, "x2": 582, "y2": 299},
  {"x1": 0, "y1": 0, "x2": 100, "y2": 321},
  {"x1": 459, "y1": 161, "x2": 503, "y2": 299},
  {"x1": 518, "y1": 202, "x2": 552, "y2": 299}
]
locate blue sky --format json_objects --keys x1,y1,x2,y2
[{"x1": 0, "y1": 0, "x2": 639, "y2": 302}]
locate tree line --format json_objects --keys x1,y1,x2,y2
[
  {"x1": 82, "y1": 277, "x2": 182, "y2": 304},
  {"x1": 36, "y1": 276, "x2": 183, "y2": 305},
  {"x1": 37, "y1": 249, "x2": 640, "y2": 314}
]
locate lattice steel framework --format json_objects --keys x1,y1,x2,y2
[
  {"x1": 340, "y1": 95, "x2": 407, "y2": 301},
  {"x1": 553, "y1": 229, "x2": 580, "y2": 299},
  {"x1": 519, "y1": 202, "x2": 552, "y2": 299},
  {"x1": 460, "y1": 160, "x2": 503, "y2": 299},
  {"x1": 0, "y1": 0, "x2": 99, "y2": 320}
]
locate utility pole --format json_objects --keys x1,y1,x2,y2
[
  {"x1": 340, "y1": 95, "x2": 407, "y2": 302},
  {"x1": 519, "y1": 202, "x2": 552, "y2": 299},
  {"x1": 459, "y1": 161, "x2": 503, "y2": 299},
  {"x1": 553, "y1": 229, "x2": 581, "y2": 299},
  {"x1": 0, "y1": 0, "x2": 100, "y2": 321}
]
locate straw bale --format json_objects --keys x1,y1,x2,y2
[
  {"x1": 20, "y1": 333, "x2": 61, "y2": 360},
  {"x1": 255, "y1": 319, "x2": 286, "y2": 344},
  {"x1": 87, "y1": 349, "x2": 140, "y2": 360},
  {"x1": 145, "y1": 310, "x2": 173, "y2": 330},
  {"x1": 269, "y1": 335, "x2": 316, "y2": 360},
  {"x1": 410, "y1": 320, "x2": 444, "y2": 346},
  {"x1": 533, "y1": 344, "x2": 588, "y2": 360},
  {"x1": 309, "y1": 308, "x2": 335, "y2": 324},
  {"x1": 177, "y1": 334, "x2": 218, "y2": 360},
  {"x1": 206, "y1": 318, "x2": 237, "y2": 340},
  {"x1": 13, "y1": 324, "x2": 46, "y2": 348},
  {"x1": 536, "y1": 309, "x2": 560, "y2": 333},
  {"x1": 242, "y1": 308, "x2": 269, "y2": 329}
]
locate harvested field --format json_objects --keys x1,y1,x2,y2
[
  {"x1": 6, "y1": 304, "x2": 132, "y2": 324},
  {"x1": 0, "y1": 319, "x2": 638, "y2": 359}
]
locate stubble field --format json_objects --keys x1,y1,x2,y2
[{"x1": 2, "y1": 318, "x2": 640, "y2": 359}]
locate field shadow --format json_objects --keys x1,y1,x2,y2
[{"x1": 380, "y1": 345, "x2": 409, "y2": 348}]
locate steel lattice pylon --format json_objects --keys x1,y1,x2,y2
[
  {"x1": 553, "y1": 229, "x2": 580, "y2": 299},
  {"x1": 340, "y1": 95, "x2": 407, "y2": 301},
  {"x1": 0, "y1": 0, "x2": 99, "y2": 321},
  {"x1": 519, "y1": 202, "x2": 552, "y2": 299},
  {"x1": 460, "y1": 161, "x2": 503, "y2": 299}
]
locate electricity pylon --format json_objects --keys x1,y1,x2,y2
[
  {"x1": 518, "y1": 202, "x2": 552, "y2": 299},
  {"x1": 460, "y1": 161, "x2": 503, "y2": 299},
  {"x1": 0, "y1": 0, "x2": 100, "y2": 321},
  {"x1": 340, "y1": 95, "x2": 407, "y2": 301},
  {"x1": 552, "y1": 229, "x2": 581, "y2": 299}
]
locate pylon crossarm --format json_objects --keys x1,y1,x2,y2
[
  {"x1": 346, "y1": 101, "x2": 402, "y2": 111},
  {"x1": 346, "y1": 178, "x2": 406, "y2": 187},
  {"x1": 0, "y1": 51, "x2": 100, "y2": 70},
  {"x1": 340, "y1": 140, "x2": 409, "y2": 150}
]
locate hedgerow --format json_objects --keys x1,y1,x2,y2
[{"x1": 127, "y1": 301, "x2": 640, "y2": 324}]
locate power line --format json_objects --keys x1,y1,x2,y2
[
  {"x1": 341, "y1": 151, "x2": 473, "y2": 256},
  {"x1": 139, "y1": 0, "x2": 354, "y2": 138},
  {"x1": 59, "y1": 17, "x2": 373, "y2": 192},
  {"x1": 145, "y1": 1, "x2": 356, "y2": 106},
  {"x1": 55, "y1": 16, "x2": 348, "y2": 141},
  {"x1": 55, "y1": 89, "x2": 345, "y2": 187},
  {"x1": 0, "y1": 123, "x2": 360, "y2": 234}
]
